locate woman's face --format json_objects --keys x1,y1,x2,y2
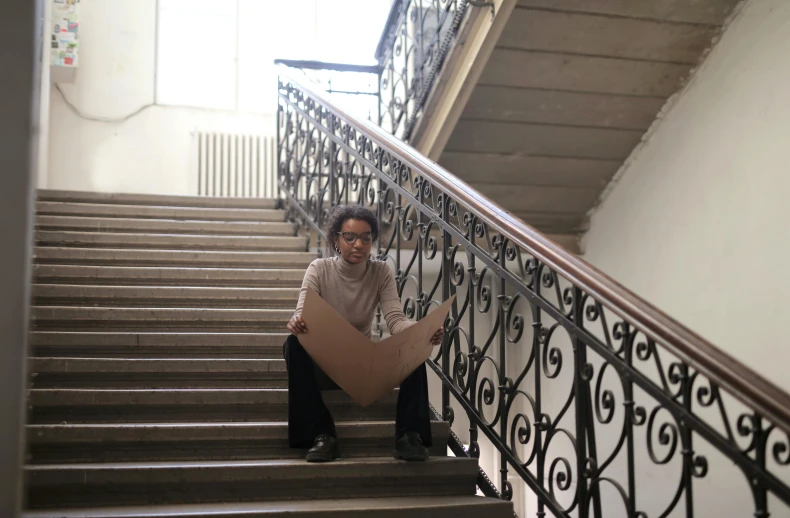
[{"x1": 336, "y1": 218, "x2": 373, "y2": 264}]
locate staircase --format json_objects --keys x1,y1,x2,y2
[{"x1": 23, "y1": 190, "x2": 513, "y2": 517}]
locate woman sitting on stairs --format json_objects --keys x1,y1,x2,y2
[{"x1": 283, "y1": 205, "x2": 444, "y2": 463}]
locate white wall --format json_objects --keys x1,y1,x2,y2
[
  {"x1": 584, "y1": 0, "x2": 790, "y2": 393},
  {"x1": 48, "y1": 0, "x2": 275, "y2": 195},
  {"x1": 581, "y1": 0, "x2": 790, "y2": 516},
  {"x1": 37, "y1": 0, "x2": 51, "y2": 189},
  {"x1": 46, "y1": 0, "x2": 391, "y2": 196}
]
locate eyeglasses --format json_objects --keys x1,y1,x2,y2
[{"x1": 337, "y1": 232, "x2": 373, "y2": 244}]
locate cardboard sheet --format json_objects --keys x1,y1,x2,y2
[{"x1": 298, "y1": 288, "x2": 455, "y2": 406}]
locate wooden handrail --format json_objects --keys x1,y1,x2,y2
[{"x1": 278, "y1": 66, "x2": 790, "y2": 434}]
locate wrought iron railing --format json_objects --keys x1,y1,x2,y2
[
  {"x1": 277, "y1": 0, "x2": 478, "y2": 142},
  {"x1": 277, "y1": 67, "x2": 790, "y2": 517},
  {"x1": 375, "y1": 0, "x2": 472, "y2": 141},
  {"x1": 273, "y1": 60, "x2": 381, "y2": 123}
]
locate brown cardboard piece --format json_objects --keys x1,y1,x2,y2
[{"x1": 298, "y1": 288, "x2": 456, "y2": 407}]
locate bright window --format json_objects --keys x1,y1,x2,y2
[
  {"x1": 155, "y1": 0, "x2": 391, "y2": 115},
  {"x1": 156, "y1": 0, "x2": 238, "y2": 111}
]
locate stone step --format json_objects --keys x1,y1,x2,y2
[
  {"x1": 29, "y1": 358, "x2": 287, "y2": 388},
  {"x1": 36, "y1": 231, "x2": 306, "y2": 252},
  {"x1": 26, "y1": 421, "x2": 450, "y2": 463},
  {"x1": 34, "y1": 247, "x2": 316, "y2": 268},
  {"x1": 32, "y1": 306, "x2": 292, "y2": 332},
  {"x1": 30, "y1": 332, "x2": 288, "y2": 359},
  {"x1": 37, "y1": 189, "x2": 279, "y2": 209},
  {"x1": 36, "y1": 215, "x2": 295, "y2": 236},
  {"x1": 32, "y1": 285, "x2": 300, "y2": 309},
  {"x1": 30, "y1": 357, "x2": 286, "y2": 374},
  {"x1": 28, "y1": 388, "x2": 398, "y2": 424},
  {"x1": 23, "y1": 496, "x2": 513, "y2": 518},
  {"x1": 33, "y1": 265, "x2": 305, "y2": 287},
  {"x1": 37, "y1": 201, "x2": 286, "y2": 222},
  {"x1": 29, "y1": 378, "x2": 288, "y2": 390},
  {"x1": 26, "y1": 457, "x2": 478, "y2": 509}
]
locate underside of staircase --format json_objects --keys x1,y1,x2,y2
[
  {"x1": 24, "y1": 190, "x2": 513, "y2": 517},
  {"x1": 437, "y1": 0, "x2": 743, "y2": 248}
]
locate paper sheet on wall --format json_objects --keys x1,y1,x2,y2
[
  {"x1": 298, "y1": 288, "x2": 455, "y2": 407},
  {"x1": 51, "y1": 0, "x2": 80, "y2": 68}
]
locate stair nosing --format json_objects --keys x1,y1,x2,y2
[{"x1": 22, "y1": 495, "x2": 510, "y2": 517}]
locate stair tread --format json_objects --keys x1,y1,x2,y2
[
  {"x1": 36, "y1": 202, "x2": 287, "y2": 222},
  {"x1": 26, "y1": 457, "x2": 476, "y2": 484},
  {"x1": 34, "y1": 268, "x2": 306, "y2": 275},
  {"x1": 27, "y1": 420, "x2": 443, "y2": 430},
  {"x1": 38, "y1": 230, "x2": 300, "y2": 239},
  {"x1": 34, "y1": 306, "x2": 294, "y2": 311},
  {"x1": 29, "y1": 356, "x2": 285, "y2": 365},
  {"x1": 32, "y1": 265, "x2": 306, "y2": 287},
  {"x1": 30, "y1": 357, "x2": 286, "y2": 373},
  {"x1": 29, "y1": 420, "x2": 416, "y2": 429},
  {"x1": 28, "y1": 455, "x2": 471, "y2": 471},
  {"x1": 36, "y1": 190, "x2": 280, "y2": 209},
  {"x1": 32, "y1": 285, "x2": 300, "y2": 309},
  {"x1": 36, "y1": 231, "x2": 305, "y2": 251},
  {"x1": 32, "y1": 285, "x2": 300, "y2": 307},
  {"x1": 33, "y1": 247, "x2": 316, "y2": 269},
  {"x1": 37, "y1": 202, "x2": 283, "y2": 214},
  {"x1": 29, "y1": 387, "x2": 397, "y2": 403},
  {"x1": 29, "y1": 332, "x2": 290, "y2": 359},
  {"x1": 35, "y1": 248, "x2": 313, "y2": 256},
  {"x1": 31, "y1": 331, "x2": 290, "y2": 345},
  {"x1": 23, "y1": 496, "x2": 511, "y2": 517},
  {"x1": 26, "y1": 421, "x2": 452, "y2": 463},
  {"x1": 33, "y1": 285, "x2": 300, "y2": 292},
  {"x1": 31, "y1": 388, "x2": 369, "y2": 393},
  {"x1": 36, "y1": 215, "x2": 290, "y2": 226},
  {"x1": 27, "y1": 420, "x2": 449, "y2": 443}
]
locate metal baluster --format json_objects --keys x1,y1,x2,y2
[
  {"x1": 417, "y1": 181, "x2": 424, "y2": 322},
  {"x1": 441, "y1": 193, "x2": 451, "y2": 423},
  {"x1": 681, "y1": 363, "x2": 695, "y2": 518},
  {"x1": 753, "y1": 416, "x2": 769, "y2": 518},
  {"x1": 468, "y1": 228, "x2": 479, "y2": 461},
  {"x1": 498, "y1": 238, "x2": 509, "y2": 500},
  {"x1": 622, "y1": 324, "x2": 638, "y2": 518},
  {"x1": 573, "y1": 287, "x2": 591, "y2": 518},
  {"x1": 534, "y1": 277, "x2": 545, "y2": 518}
]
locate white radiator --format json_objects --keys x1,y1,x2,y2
[{"x1": 192, "y1": 132, "x2": 278, "y2": 198}]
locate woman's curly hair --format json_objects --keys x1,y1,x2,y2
[{"x1": 324, "y1": 205, "x2": 379, "y2": 255}]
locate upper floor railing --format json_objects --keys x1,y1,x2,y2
[
  {"x1": 273, "y1": 60, "x2": 381, "y2": 123},
  {"x1": 276, "y1": 66, "x2": 790, "y2": 518},
  {"x1": 375, "y1": 0, "x2": 472, "y2": 141},
  {"x1": 279, "y1": 0, "x2": 479, "y2": 142}
]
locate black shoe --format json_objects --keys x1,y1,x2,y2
[
  {"x1": 394, "y1": 431, "x2": 429, "y2": 461},
  {"x1": 306, "y1": 434, "x2": 339, "y2": 463}
]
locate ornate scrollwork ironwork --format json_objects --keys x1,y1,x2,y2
[
  {"x1": 277, "y1": 72, "x2": 790, "y2": 518},
  {"x1": 377, "y1": 0, "x2": 470, "y2": 141}
]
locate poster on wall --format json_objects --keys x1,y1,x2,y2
[{"x1": 51, "y1": 0, "x2": 80, "y2": 68}]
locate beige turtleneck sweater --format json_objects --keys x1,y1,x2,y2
[{"x1": 294, "y1": 256, "x2": 415, "y2": 338}]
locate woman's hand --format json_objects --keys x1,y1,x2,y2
[
  {"x1": 430, "y1": 327, "x2": 445, "y2": 345},
  {"x1": 288, "y1": 314, "x2": 308, "y2": 335}
]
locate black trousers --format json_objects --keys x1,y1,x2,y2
[{"x1": 283, "y1": 334, "x2": 432, "y2": 448}]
